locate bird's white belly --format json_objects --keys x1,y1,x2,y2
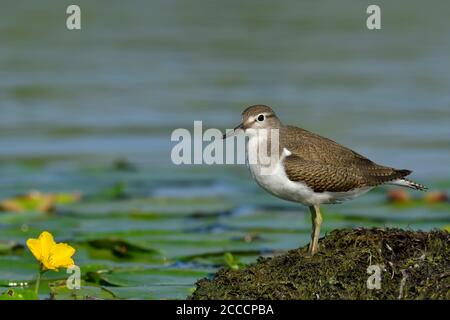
[{"x1": 246, "y1": 136, "x2": 372, "y2": 206}]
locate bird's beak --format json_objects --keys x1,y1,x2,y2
[{"x1": 222, "y1": 123, "x2": 244, "y2": 139}]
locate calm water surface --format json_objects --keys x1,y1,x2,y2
[{"x1": 0, "y1": 0, "x2": 449, "y2": 299}]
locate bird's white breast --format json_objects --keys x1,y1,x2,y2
[{"x1": 246, "y1": 134, "x2": 372, "y2": 206}]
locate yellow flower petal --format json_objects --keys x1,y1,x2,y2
[
  {"x1": 26, "y1": 239, "x2": 42, "y2": 261},
  {"x1": 42, "y1": 260, "x2": 58, "y2": 271},
  {"x1": 49, "y1": 243, "x2": 76, "y2": 269},
  {"x1": 38, "y1": 231, "x2": 55, "y2": 262},
  {"x1": 26, "y1": 231, "x2": 76, "y2": 271}
]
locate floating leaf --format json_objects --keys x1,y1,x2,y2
[
  {"x1": 111, "y1": 158, "x2": 138, "y2": 172},
  {"x1": 0, "y1": 191, "x2": 81, "y2": 213},
  {"x1": 49, "y1": 281, "x2": 115, "y2": 300},
  {"x1": 0, "y1": 256, "x2": 69, "y2": 287},
  {"x1": 424, "y1": 191, "x2": 448, "y2": 203},
  {"x1": 0, "y1": 241, "x2": 23, "y2": 254},
  {"x1": 86, "y1": 268, "x2": 213, "y2": 287},
  {"x1": 87, "y1": 238, "x2": 159, "y2": 258},
  {"x1": 0, "y1": 288, "x2": 38, "y2": 300},
  {"x1": 103, "y1": 285, "x2": 193, "y2": 300},
  {"x1": 97, "y1": 182, "x2": 128, "y2": 200},
  {"x1": 59, "y1": 197, "x2": 234, "y2": 217}
]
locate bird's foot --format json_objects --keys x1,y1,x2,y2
[{"x1": 306, "y1": 244, "x2": 319, "y2": 258}]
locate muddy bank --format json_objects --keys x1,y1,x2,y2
[{"x1": 191, "y1": 228, "x2": 449, "y2": 299}]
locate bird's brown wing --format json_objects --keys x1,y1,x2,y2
[
  {"x1": 279, "y1": 126, "x2": 412, "y2": 192},
  {"x1": 281, "y1": 126, "x2": 378, "y2": 168},
  {"x1": 283, "y1": 154, "x2": 411, "y2": 193}
]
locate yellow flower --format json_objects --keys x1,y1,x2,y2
[{"x1": 26, "y1": 231, "x2": 75, "y2": 271}]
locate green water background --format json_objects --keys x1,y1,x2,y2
[{"x1": 0, "y1": 0, "x2": 449, "y2": 299}]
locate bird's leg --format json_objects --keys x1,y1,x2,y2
[{"x1": 308, "y1": 205, "x2": 323, "y2": 256}]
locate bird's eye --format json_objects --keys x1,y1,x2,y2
[{"x1": 257, "y1": 114, "x2": 265, "y2": 122}]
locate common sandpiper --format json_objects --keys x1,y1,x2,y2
[{"x1": 223, "y1": 105, "x2": 427, "y2": 256}]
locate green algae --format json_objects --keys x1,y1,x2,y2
[{"x1": 190, "y1": 228, "x2": 450, "y2": 300}]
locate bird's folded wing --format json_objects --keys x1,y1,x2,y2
[
  {"x1": 283, "y1": 155, "x2": 410, "y2": 193},
  {"x1": 281, "y1": 126, "x2": 376, "y2": 167}
]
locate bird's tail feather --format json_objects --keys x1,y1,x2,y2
[{"x1": 388, "y1": 178, "x2": 428, "y2": 191}]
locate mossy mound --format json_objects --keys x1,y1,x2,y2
[{"x1": 191, "y1": 228, "x2": 450, "y2": 300}]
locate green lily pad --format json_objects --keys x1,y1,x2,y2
[
  {"x1": 104, "y1": 285, "x2": 194, "y2": 300},
  {"x1": 86, "y1": 238, "x2": 160, "y2": 258},
  {"x1": 49, "y1": 281, "x2": 115, "y2": 300},
  {"x1": 0, "y1": 241, "x2": 23, "y2": 254},
  {"x1": 0, "y1": 288, "x2": 38, "y2": 300},
  {"x1": 59, "y1": 197, "x2": 234, "y2": 217},
  {"x1": 86, "y1": 268, "x2": 213, "y2": 287},
  {"x1": 0, "y1": 192, "x2": 81, "y2": 213}
]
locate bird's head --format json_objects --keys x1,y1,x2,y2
[{"x1": 222, "y1": 105, "x2": 282, "y2": 139}]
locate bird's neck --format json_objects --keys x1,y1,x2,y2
[{"x1": 246, "y1": 127, "x2": 284, "y2": 169}]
